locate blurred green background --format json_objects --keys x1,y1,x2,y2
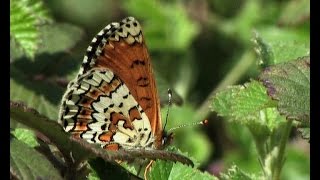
[{"x1": 10, "y1": 0, "x2": 310, "y2": 179}]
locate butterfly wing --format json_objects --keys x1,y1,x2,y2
[
  {"x1": 59, "y1": 68, "x2": 155, "y2": 150},
  {"x1": 76, "y1": 17, "x2": 163, "y2": 148}
]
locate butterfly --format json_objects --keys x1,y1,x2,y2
[{"x1": 59, "y1": 17, "x2": 170, "y2": 154}]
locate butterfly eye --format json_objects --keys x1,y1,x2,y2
[{"x1": 161, "y1": 132, "x2": 174, "y2": 147}]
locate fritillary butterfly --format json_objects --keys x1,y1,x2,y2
[{"x1": 59, "y1": 17, "x2": 166, "y2": 153}]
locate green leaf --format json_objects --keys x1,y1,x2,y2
[
  {"x1": 211, "y1": 80, "x2": 276, "y2": 122},
  {"x1": 10, "y1": 136, "x2": 62, "y2": 179},
  {"x1": 211, "y1": 80, "x2": 284, "y2": 142},
  {"x1": 220, "y1": 165, "x2": 260, "y2": 180},
  {"x1": 119, "y1": 146, "x2": 197, "y2": 179},
  {"x1": 231, "y1": 81, "x2": 276, "y2": 120},
  {"x1": 278, "y1": 0, "x2": 310, "y2": 26},
  {"x1": 149, "y1": 160, "x2": 173, "y2": 179},
  {"x1": 259, "y1": 56, "x2": 310, "y2": 122},
  {"x1": 256, "y1": 26, "x2": 309, "y2": 44},
  {"x1": 252, "y1": 31, "x2": 274, "y2": 66},
  {"x1": 10, "y1": 37, "x2": 25, "y2": 62},
  {"x1": 148, "y1": 160, "x2": 217, "y2": 180},
  {"x1": 10, "y1": 0, "x2": 53, "y2": 59},
  {"x1": 10, "y1": 21, "x2": 83, "y2": 115},
  {"x1": 298, "y1": 127, "x2": 310, "y2": 141},
  {"x1": 118, "y1": 162, "x2": 139, "y2": 177},
  {"x1": 10, "y1": 66, "x2": 60, "y2": 120},
  {"x1": 122, "y1": 0, "x2": 199, "y2": 51},
  {"x1": 211, "y1": 86, "x2": 241, "y2": 118},
  {"x1": 10, "y1": 0, "x2": 38, "y2": 59},
  {"x1": 269, "y1": 41, "x2": 309, "y2": 65},
  {"x1": 253, "y1": 30, "x2": 309, "y2": 66},
  {"x1": 12, "y1": 128, "x2": 39, "y2": 148},
  {"x1": 18, "y1": 0, "x2": 53, "y2": 24},
  {"x1": 37, "y1": 23, "x2": 84, "y2": 54}
]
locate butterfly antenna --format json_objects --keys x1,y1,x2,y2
[
  {"x1": 167, "y1": 119, "x2": 208, "y2": 134},
  {"x1": 162, "y1": 89, "x2": 208, "y2": 133},
  {"x1": 163, "y1": 89, "x2": 172, "y2": 131}
]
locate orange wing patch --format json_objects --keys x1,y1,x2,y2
[{"x1": 98, "y1": 131, "x2": 114, "y2": 142}]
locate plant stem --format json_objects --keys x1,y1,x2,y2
[
  {"x1": 253, "y1": 133, "x2": 267, "y2": 165},
  {"x1": 273, "y1": 119, "x2": 293, "y2": 180}
]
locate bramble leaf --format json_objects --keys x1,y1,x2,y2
[
  {"x1": 10, "y1": 0, "x2": 53, "y2": 59},
  {"x1": 10, "y1": 136, "x2": 62, "y2": 180},
  {"x1": 149, "y1": 160, "x2": 217, "y2": 180},
  {"x1": 259, "y1": 56, "x2": 310, "y2": 123},
  {"x1": 211, "y1": 80, "x2": 276, "y2": 122},
  {"x1": 253, "y1": 30, "x2": 309, "y2": 66},
  {"x1": 220, "y1": 165, "x2": 260, "y2": 180},
  {"x1": 12, "y1": 128, "x2": 39, "y2": 148}
]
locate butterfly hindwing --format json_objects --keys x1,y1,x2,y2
[{"x1": 59, "y1": 68, "x2": 153, "y2": 150}]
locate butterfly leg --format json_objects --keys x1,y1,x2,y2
[{"x1": 144, "y1": 160, "x2": 154, "y2": 180}]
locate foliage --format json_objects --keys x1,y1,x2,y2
[
  {"x1": 211, "y1": 17, "x2": 309, "y2": 180},
  {"x1": 10, "y1": 0, "x2": 309, "y2": 179},
  {"x1": 10, "y1": 0, "x2": 52, "y2": 59}
]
